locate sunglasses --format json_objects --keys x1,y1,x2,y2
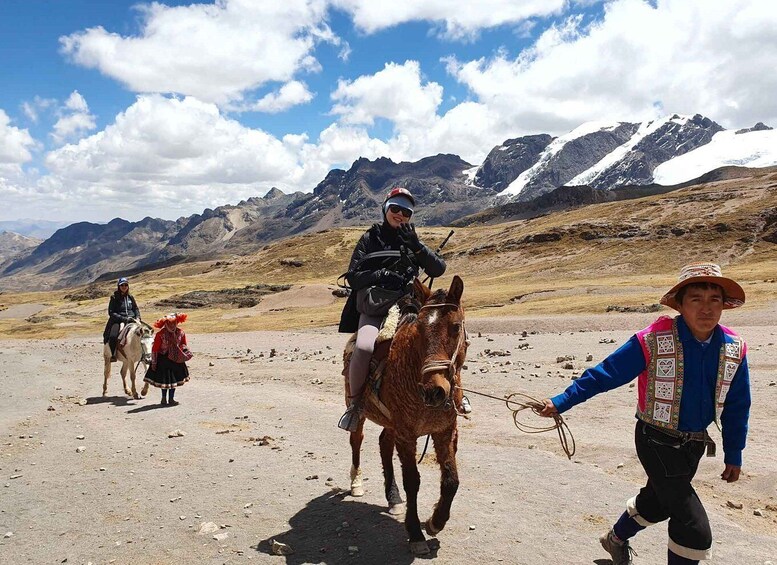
[{"x1": 388, "y1": 204, "x2": 412, "y2": 218}]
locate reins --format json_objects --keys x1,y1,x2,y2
[
  {"x1": 456, "y1": 387, "x2": 576, "y2": 460},
  {"x1": 412, "y1": 300, "x2": 575, "y2": 462},
  {"x1": 417, "y1": 302, "x2": 467, "y2": 464},
  {"x1": 419, "y1": 302, "x2": 468, "y2": 414}
]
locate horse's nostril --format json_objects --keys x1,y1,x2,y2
[{"x1": 426, "y1": 386, "x2": 447, "y2": 407}]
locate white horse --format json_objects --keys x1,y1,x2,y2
[{"x1": 102, "y1": 320, "x2": 154, "y2": 399}]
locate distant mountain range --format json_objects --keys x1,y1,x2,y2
[
  {"x1": 0, "y1": 219, "x2": 70, "y2": 239},
  {"x1": 1, "y1": 113, "x2": 775, "y2": 290}
]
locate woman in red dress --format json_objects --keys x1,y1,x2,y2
[{"x1": 143, "y1": 312, "x2": 192, "y2": 406}]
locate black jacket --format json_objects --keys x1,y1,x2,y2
[
  {"x1": 108, "y1": 291, "x2": 140, "y2": 324},
  {"x1": 338, "y1": 222, "x2": 446, "y2": 333}
]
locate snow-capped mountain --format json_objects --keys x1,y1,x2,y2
[
  {"x1": 474, "y1": 114, "x2": 751, "y2": 201},
  {"x1": 654, "y1": 127, "x2": 777, "y2": 185}
]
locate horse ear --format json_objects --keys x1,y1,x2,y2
[
  {"x1": 447, "y1": 275, "x2": 464, "y2": 304},
  {"x1": 413, "y1": 277, "x2": 431, "y2": 303}
]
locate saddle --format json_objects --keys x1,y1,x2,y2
[
  {"x1": 115, "y1": 323, "x2": 133, "y2": 360},
  {"x1": 342, "y1": 305, "x2": 409, "y2": 420}
]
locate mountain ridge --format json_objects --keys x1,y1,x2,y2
[{"x1": 2, "y1": 113, "x2": 776, "y2": 291}]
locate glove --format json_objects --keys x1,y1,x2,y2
[
  {"x1": 398, "y1": 223, "x2": 422, "y2": 252},
  {"x1": 378, "y1": 269, "x2": 406, "y2": 290}
]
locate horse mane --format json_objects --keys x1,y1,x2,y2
[{"x1": 425, "y1": 289, "x2": 448, "y2": 305}]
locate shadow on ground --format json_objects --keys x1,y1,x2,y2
[
  {"x1": 86, "y1": 395, "x2": 132, "y2": 407},
  {"x1": 256, "y1": 490, "x2": 442, "y2": 563}
]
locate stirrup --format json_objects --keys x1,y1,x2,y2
[{"x1": 338, "y1": 403, "x2": 363, "y2": 432}]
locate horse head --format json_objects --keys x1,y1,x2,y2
[
  {"x1": 135, "y1": 321, "x2": 155, "y2": 365},
  {"x1": 411, "y1": 275, "x2": 467, "y2": 410}
]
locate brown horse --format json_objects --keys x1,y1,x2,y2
[{"x1": 345, "y1": 275, "x2": 468, "y2": 556}]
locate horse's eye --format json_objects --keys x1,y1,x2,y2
[{"x1": 450, "y1": 322, "x2": 461, "y2": 334}]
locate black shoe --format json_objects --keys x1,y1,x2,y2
[
  {"x1": 110, "y1": 355, "x2": 117, "y2": 362},
  {"x1": 161, "y1": 399, "x2": 168, "y2": 406},
  {"x1": 168, "y1": 400, "x2": 179, "y2": 407}
]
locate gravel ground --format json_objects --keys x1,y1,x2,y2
[{"x1": 0, "y1": 311, "x2": 775, "y2": 564}]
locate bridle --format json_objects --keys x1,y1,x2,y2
[{"x1": 418, "y1": 302, "x2": 468, "y2": 412}]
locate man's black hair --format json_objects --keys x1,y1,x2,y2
[{"x1": 675, "y1": 282, "x2": 726, "y2": 305}]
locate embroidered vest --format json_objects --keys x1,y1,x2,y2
[{"x1": 635, "y1": 316, "x2": 744, "y2": 430}]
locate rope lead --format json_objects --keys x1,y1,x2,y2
[{"x1": 457, "y1": 387, "x2": 576, "y2": 460}]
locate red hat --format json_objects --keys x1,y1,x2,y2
[{"x1": 153, "y1": 312, "x2": 188, "y2": 329}]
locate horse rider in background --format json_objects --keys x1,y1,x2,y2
[{"x1": 103, "y1": 276, "x2": 141, "y2": 362}]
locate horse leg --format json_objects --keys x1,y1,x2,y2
[
  {"x1": 129, "y1": 363, "x2": 140, "y2": 400},
  {"x1": 424, "y1": 426, "x2": 460, "y2": 537},
  {"x1": 120, "y1": 361, "x2": 132, "y2": 397},
  {"x1": 349, "y1": 418, "x2": 365, "y2": 496},
  {"x1": 395, "y1": 438, "x2": 428, "y2": 555},
  {"x1": 141, "y1": 379, "x2": 149, "y2": 397},
  {"x1": 379, "y1": 428, "x2": 405, "y2": 515},
  {"x1": 102, "y1": 345, "x2": 111, "y2": 396}
]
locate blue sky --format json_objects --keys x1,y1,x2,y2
[{"x1": 1, "y1": 0, "x2": 775, "y2": 223}]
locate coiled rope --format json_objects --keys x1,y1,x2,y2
[{"x1": 457, "y1": 386, "x2": 576, "y2": 460}]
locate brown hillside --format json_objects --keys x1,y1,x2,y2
[{"x1": 1, "y1": 170, "x2": 775, "y2": 338}]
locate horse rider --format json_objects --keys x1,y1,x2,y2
[
  {"x1": 103, "y1": 276, "x2": 141, "y2": 362},
  {"x1": 337, "y1": 187, "x2": 447, "y2": 432},
  {"x1": 540, "y1": 263, "x2": 751, "y2": 565}
]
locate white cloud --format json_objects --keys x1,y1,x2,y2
[
  {"x1": 445, "y1": 0, "x2": 777, "y2": 134},
  {"x1": 251, "y1": 81, "x2": 314, "y2": 113},
  {"x1": 52, "y1": 91, "x2": 97, "y2": 144},
  {"x1": 331, "y1": 61, "x2": 442, "y2": 129},
  {"x1": 0, "y1": 95, "x2": 329, "y2": 220},
  {"x1": 0, "y1": 110, "x2": 37, "y2": 168},
  {"x1": 331, "y1": 0, "x2": 566, "y2": 39},
  {"x1": 59, "y1": 0, "x2": 336, "y2": 105},
  {"x1": 20, "y1": 96, "x2": 57, "y2": 124}
]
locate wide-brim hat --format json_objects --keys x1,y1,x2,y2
[{"x1": 660, "y1": 262, "x2": 745, "y2": 311}]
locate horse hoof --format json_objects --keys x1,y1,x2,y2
[
  {"x1": 409, "y1": 541, "x2": 430, "y2": 556},
  {"x1": 350, "y1": 484, "x2": 364, "y2": 497},
  {"x1": 388, "y1": 502, "x2": 405, "y2": 516},
  {"x1": 350, "y1": 465, "x2": 364, "y2": 497},
  {"x1": 424, "y1": 519, "x2": 441, "y2": 536}
]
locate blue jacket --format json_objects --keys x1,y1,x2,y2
[{"x1": 551, "y1": 316, "x2": 751, "y2": 466}]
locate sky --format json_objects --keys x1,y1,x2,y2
[{"x1": 1, "y1": 0, "x2": 776, "y2": 224}]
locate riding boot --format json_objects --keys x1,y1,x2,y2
[{"x1": 109, "y1": 337, "x2": 117, "y2": 362}]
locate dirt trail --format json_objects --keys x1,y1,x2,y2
[{"x1": 0, "y1": 317, "x2": 775, "y2": 564}]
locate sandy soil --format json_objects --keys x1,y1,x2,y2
[
  {"x1": 0, "y1": 303, "x2": 47, "y2": 320},
  {"x1": 0, "y1": 313, "x2": 775, "y2": 565}
]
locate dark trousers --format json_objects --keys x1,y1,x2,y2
[
  {"x1": 633, "y1": 420, "x2": 712, "y2": 558},
  {"x1": 103, "y1": 322, "x2": 121, "y2": 354}
]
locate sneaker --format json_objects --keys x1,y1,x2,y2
[
  {"x1": 599, "y1": 529, "x2": 636, "y2": 565},
  {"x1": 337, "y1": 403, "x2": 363, "y2": 432},
  {"x1": 460, "y1": 395, "x2": 472, "y2": 414}
]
